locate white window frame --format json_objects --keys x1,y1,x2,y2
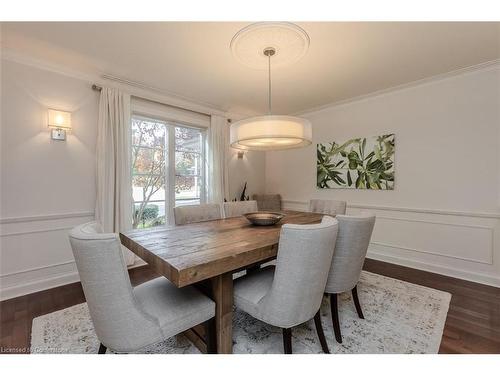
[{"x1": 131, "y1": 113, "x2": 207, "y2": 227}]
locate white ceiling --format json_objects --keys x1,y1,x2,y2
[{"x1": 2, "y1": 22, "x2": 499, "y2": 115}]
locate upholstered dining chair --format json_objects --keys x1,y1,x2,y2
[
  {"x1": 233, "y1": 216, "x2": 339, "y2": 354},
  {"x1": 309, "y1": 199, "x2": 347, "y2": 216},
  {"x1": 174, "y1": 203, "x2": 222, "y2": 225},
  {"x1": 252, "y1": 194, "x2": 282, "y2": 211},
  {"x1": 223, "y1": 200, "x2": 258, "y2": 218},
  {"x1": 69, "y1": 222, "x2": 216, "y2": 354},
  {"x1": 324, "y1": 213, "x2": 376, "y2": 343}
]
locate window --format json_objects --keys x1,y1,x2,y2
[
  {"x1": 132, "y1": 115, "x2": 205, "y2": 228},
  {"x1": 175, "y1": 127, "x2": 204, "y2": 207}
]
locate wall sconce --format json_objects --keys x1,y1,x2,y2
[
  {"x1": 47, "y1": 109, "x2": 72, "y2": 141},
  {"x1": 237, "y1": 151, "x2": 245, "y2": 159}
]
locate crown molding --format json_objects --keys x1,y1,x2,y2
[
  {"x1": 1, "y1": 48, "x2": 227, "y2": 117},
  {"x1": 4, "y1": 48, "x2": 498, "y2": 119},
  {"x1": 293, "y1": 59, "x2": 500, "y2": 116},
  {"x1": 1, "y1": 48, "x2": 100, "y2": 83}
]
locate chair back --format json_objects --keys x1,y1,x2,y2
[
  {"x1": 325, "y1": 213, "x2": 376, "y2": 294},
  {"x1": 309, "y1": 199, "x2": 347, "y2": 215},
  {"x1": 174, "y1": 203, "x2": 222, "y2": 225},
  {"x1": 69, "y1": 222, "x2": 159, "y2": 351},
  {"x1": 260, "y1": 216, "x2": 339, "y2": 328},
  {"x1": 223, "y1": 200, "x2": 258, "y2": 218},
  {"x1": 252, "y1": 194, "x2": 282, "y2": 211}
]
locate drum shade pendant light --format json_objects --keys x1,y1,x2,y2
[{"x1": 229, "y1": 23, "x2": 312, "y2": 151}]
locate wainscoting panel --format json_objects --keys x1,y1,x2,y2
[
  {"x1": 0, "y1": 212, "x2": 94, "y2": 301},
  {"x1": 2, "y1": 203, "x2": 499, "y2": 300},
  {"x1": 0, "y1": 211, "x2": 148, "y2": 301},
  {"x1": 282, "y1": 200, "x2": 500, "y2": 287},
  {"x1": 371, "y1": 216, "x2": 493, "y2": 264}
]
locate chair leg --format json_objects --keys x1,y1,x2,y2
[
  {"x1": 204, "y1": 318, "x2": 217, "y2": 354},
  {"x1": 352, "y1": 285, "x2": 364, "y2": 319},
  {"x1": 329, "y1": 293, "x2": 342, "y2": 343},
  {"x1": 246, "y1": 264, "x2": 261, "y2": 275},
  {"x1": 282, "y1": 328, "x2": 292, "y2": 354},
  {"x1": 313, "y1": 310, "x2": 330, "y2": 354},
  {"x1": 98, "y1": 343, "x2": 107, "y2": 354}
]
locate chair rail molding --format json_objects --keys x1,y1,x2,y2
[
  {"x1": 281, "y1": 200, "x2": 500, "y2": 219},
  {"x1": 282, "y1": 200, "x2": 500, "y2": 287},
  {"x1": 0, "y1": 211, "x2": 95, "y2": 225}
]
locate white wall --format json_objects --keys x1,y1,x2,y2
[
  {"x1": 266, "y1": 65, "x2": 500, "y2": 287},
  {"x1": 0, "y1": 59, "x2": 98, "y2": 300},
  {"x1": 2, "y1": 56, "x2": 499, "y2": 300},
  {"x1": 0, "y1": 58, "x2": 266, "y2": 300},
  {"x1": 228, "y1": 148, "x2": 266, "y2": 201}
]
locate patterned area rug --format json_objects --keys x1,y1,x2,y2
[{"x1": 31, "y1": 271, "x2": 451, "y2": 354}]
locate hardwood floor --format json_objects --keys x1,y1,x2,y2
[{"x1": 1, "y1": 260, "x2": 499, "y2": 354}]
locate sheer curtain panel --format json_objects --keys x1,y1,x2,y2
[{"x1": 207, "y1": 115, "x2": 230, "y2": 207}]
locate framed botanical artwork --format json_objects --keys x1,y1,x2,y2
[{"x1": 317, "y1": 133, "x2": 395, "y2": 190}]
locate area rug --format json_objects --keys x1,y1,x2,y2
[{"x1": 31, "y1": 271, "x2": 451, "y2": 354}]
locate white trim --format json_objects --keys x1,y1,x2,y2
[
  {"x1": 370, "y1": 239, "x2": 493, "y2": 266},
  {"x1": 1, "y1": 48, "x2": 226, "y2": 117},
  {"x1": 0, "y1": 211, "x2": 94, "y2": 224},
  {"x1": 0, "y1": 225, "x2": 75, "y2": 238},
  {"x1": 0, "y1": 270, "x2": 81, "y2": 302},
  {"x1": 367, "y1": 250, "x2": 500, "y2": 288},
  {"x1": 1, "y1": 48, "x2": 99, "y2": 83},
  {"x1": 373, "y1": 215, "x2": 495, "y2": 265},
  {"x1": 293, "y1": 59, "x2": 500, "y2": 116},
  {"x1": 281, "y1": 199, "x2": 499, "y2": 286},
  {"x1": 282, "y1": 200, "x2": 500, "y2": 219},
  {"x1": 0, "y1": 260, "x2": 76, "y2": 278},
  {"x1": 0, "y1": 260, "x2": 147, "y2": 301},
  {"x1": 376, "y1": 215, "x2": 494, "y2": 230},
  {"x1": 103, "y1": 74, "x2": 224, "y2": 117}
]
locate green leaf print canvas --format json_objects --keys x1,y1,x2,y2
[{"x1": 317, "y1": 134, "x2": 395, "y2": 190}]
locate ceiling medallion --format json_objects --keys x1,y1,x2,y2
[
  {"x1": 229, "y1": 22, "x2": 312, "y2": 151},
  {"x1": 230, "y1": 22, "x2": 310, "y2": 70}
]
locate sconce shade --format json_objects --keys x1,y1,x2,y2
[
  {"x1": 48, "y1": 109, "x2": 72, "y2": 130},
  {"x1": 230, "y1": 115, "x2": 312, "y2": 151}
]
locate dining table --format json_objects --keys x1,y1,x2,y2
[{"x1": 119, "y1": 210, "x2": 324, "y2": 354}]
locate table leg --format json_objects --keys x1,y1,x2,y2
[{"x1": 211, "y1": 272, "x2": 233, "y2": 354}]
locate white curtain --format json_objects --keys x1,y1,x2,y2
[
  {"x1": 207, "y1": 115, "x2": 230, "y2": 206},
  {"x1": 95, "y1": 87, "x2": 135, "y2": 266}
]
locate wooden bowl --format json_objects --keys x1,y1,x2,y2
[{"x1": 243, "y1": 212, "x2": 286, "y2": 226}]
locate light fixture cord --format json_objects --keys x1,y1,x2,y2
[{"x1": 268, "y1": 52, "x2": 272, "y2": 115}]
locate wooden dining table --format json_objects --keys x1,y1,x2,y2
[{"x1": 119, "y1": 210, "x2": 324, "y2": 354}]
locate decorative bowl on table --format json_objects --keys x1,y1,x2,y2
[{"x1": 243, "y1": 212, "x2": 286, "y2": 226}]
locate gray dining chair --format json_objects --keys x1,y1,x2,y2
[
  {"x1": 309, "y1": 199, "x2": 347, "y2": 215},
  {"x1": 223, "y1": 200, "x2": 258, "y2": 218},
  {"x1": 324, "y1": 213, "x2": 376, "y2": 343},
  {"x1": 174, "y1": 203, "x2": 222, "y2": 225},
  {"x1": 233, "y1": 216, "x2": 339, "y2": 354},
  {"x1": 69, "y1": 222, "x2": 216, "y2": 354},
  {"x1": 252, "y1": 194, "x2": 282, "y2": 211}
]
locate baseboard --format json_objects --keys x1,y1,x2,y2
[
  {"x1": 0, "y1": 270, "x2": 81, "y2": 301},
  {"x1": 367, "y1": 250, "x2": 500, "y2": 288},
  {"x1": 0, "y1": 260, "x2": 148, "y2": 301}
]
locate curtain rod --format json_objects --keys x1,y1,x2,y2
[{"x1": 91, "y1": 83, "x2": 232, "y2": 122}]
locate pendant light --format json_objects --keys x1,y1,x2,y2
[{"x1": 229, "y1": 23, "x2": 312, "y2": 151}]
